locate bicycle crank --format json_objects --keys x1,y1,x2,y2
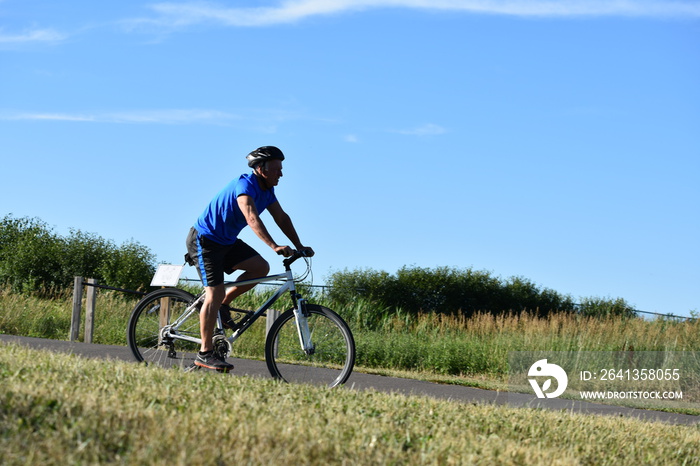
[{"x1": 212, "y1": 334, "x2": 232, "y2": 359}]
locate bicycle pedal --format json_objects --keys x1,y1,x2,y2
[
  {"x1": 200, "y1": 365, "x2": 232, "y2": 374},
  {"x1": 184, "y1": 363, "x2": 201, "y2": 373},
  {"x1": 185, "y1": 363, "x2": 230, "y2": 374}
]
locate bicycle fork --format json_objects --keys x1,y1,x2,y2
[{"x1": 293, "y1": 297, "x2": 315, "y2": 355}]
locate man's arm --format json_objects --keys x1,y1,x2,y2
[
  {"x1": 237, "y1": 195, "x2": 292, "y2": 256},
  {"x1": 267, "y1": 201, "x2": 315, "y2": 256}
]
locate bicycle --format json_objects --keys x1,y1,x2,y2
[{"x1": 127, "y1": 251, "x2": 355, "y2": 388}]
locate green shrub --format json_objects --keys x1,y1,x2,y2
[
  {"x1": 327, "y1": 265, "x2": 576, "y2": 316},
  {"x1": 577, "y1": 296, "x2": 636, "y2": 318},
  {"x1": 0, "y1": 214, "x2": 156, "y2": 293},
  {"x1": 97, "y1": 240, "x2": 156, "y2": 292},
  {"x1": 0, "y1": 216, "x2": 62, "y2": 291}
]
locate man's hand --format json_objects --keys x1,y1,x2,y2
[
  {"x1": 299, "y1": 246, "x2": 315, "y2": 257},
  {"x1": 274, "y1": 245, "x2": 294, "y2": 257}
]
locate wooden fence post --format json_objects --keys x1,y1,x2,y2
[
  {"x1": 266, "y1": 309, "x2": 280, "y2": 358},
  {"x1": 159, "y1": 296, "x2": 171, "y2": 346},
  {"x1": 84, "y1": 278, "x2": 98, "y2": 344},
  {"x1": 70, "y1": 276, "x2": 83, "y2": 342},
  {"x1": 266, "y1": 309, "x2": 280, "y2": 337}
]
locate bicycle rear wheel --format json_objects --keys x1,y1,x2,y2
[
  {"x1": 127, "y1": 288, "x2": 201, "y2": 370},
  {"x1": 265, "y1": 304, "x2": 355, "y2": 388}
]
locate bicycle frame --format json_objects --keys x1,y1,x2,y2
[
  {"x1": 225, "y1": 270, "x2": 295, "y2": 344},
  {"x1": 162, "y1": 255, "x2": 313, "y2": 351}
]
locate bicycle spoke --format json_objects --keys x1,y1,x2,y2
[
  {"x1": 265, "y1": 305, "x2": 355, "y2": 388},
  {"x1": 127, "y1": 289, "x2": 201, "y2": 370}
]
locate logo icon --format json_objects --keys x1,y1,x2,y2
[{"x1": 528, "y1": 359, "x2": 568, "y2": 398}]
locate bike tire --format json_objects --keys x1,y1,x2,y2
[
  {"x1": 265, "y1": 304, "x2": 355, "y2": 388},
  {"x1": 127, "y1": 288, "x2": 200, "y2": 370}
]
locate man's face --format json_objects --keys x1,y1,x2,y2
[{"x1": 260, "y1": 159, "x2": 283, "y2": 187}]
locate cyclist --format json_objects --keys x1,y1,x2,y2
[{"x1": 185, "y1": 146, "x2": 314, "y2": 371}]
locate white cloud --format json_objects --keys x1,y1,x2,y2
[
  {"x1": 0, "y1": 28, "x2": 67, "y2": 44},
  {"x1": 1, "y1": 109, "x2": 240, "y2": 125},
  {"x1": 127, "y1": 0, "x2": 700, "y2": 30},
  {"x1": 107, "y1": 109, "x2": 240, "y2": 124},
  {"x1": 13, "y1": 113, "x2": 96, "y2": 122},
  {"x1": 0, "y1": 107, "x2": 329, "y2": 127},
  {"x1": 394, "y1": 123, "x2": 448, "y2": 136}
]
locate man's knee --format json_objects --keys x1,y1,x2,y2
[
  {"x1": 250, "y1": 256, "x2": 270, "y2": 276},
  {"x1": 205, "y1": 284, "x2": 226, "y2": 304}
]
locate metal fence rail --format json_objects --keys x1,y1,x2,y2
[{"x1": 70, "y1": 276, "x2": 147, "y2": 343}]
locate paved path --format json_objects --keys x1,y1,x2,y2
[{"x1": 1, "y1": 334, "x2": 698, "y2": 426}]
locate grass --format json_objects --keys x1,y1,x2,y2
[
  {"x1": 346, "y1": 308, "x2": 700, "y2": 377},
  {"x1": 1, "y1": 343, "x2": 699, "y2": 465},
  {"x1": 1, "y1": 287, "x2": 699, "y2": 413},
  {"x1": 1, "y1": 287, "x2": 699, "y2": 381}
]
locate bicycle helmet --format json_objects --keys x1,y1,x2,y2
[{"x1": 246, "y1": 146, "x2": 285, "y2": 168}]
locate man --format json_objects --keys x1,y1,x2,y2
[{"x1": 185, "y1": 146, "x2": 314, "y2": 371}]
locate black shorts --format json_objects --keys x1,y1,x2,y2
[{"x1": 185, "y1": 227, "x2": 259, "y2": 287}]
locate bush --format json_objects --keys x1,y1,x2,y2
[
  {"x1": 0, "y1": 214, "x2": 156, "y2": 293},
  {"x1": 328, "y1": 265, "x2": 635, "y2": 319},
  {"x1": 97, "y1": 240, "x2": 156, "y2": 292},
  {"x1": 327, "y1": 265, "x2": 576, "y2": 316},
  {"x1": 577, "y1": 296, "x2": 636, "y2": 318},
  {"x1": 0, "y1": 216, "x2": 61, "y2": 291}
]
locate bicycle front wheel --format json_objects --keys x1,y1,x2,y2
[
  {"x1": 127, "y1": 288, "x2": 201, "y2": 370},
  {"x1": 265, "y1": 304, "x2": 355, "y2": 388}
]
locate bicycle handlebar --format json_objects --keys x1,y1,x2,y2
[{"x1": 282, "y1": 249, "x2": 312, "y2": 269}]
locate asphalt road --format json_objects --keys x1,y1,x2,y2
[{"x1": 2, "y1": 334, "x2": 698, "y2": 426}]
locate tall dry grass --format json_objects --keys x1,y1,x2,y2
[
  {"x1": 345, "y1": 305, "x2": 700, "y2": 378},
  {"x1": 1, "y1": 288, "x2": 697, "y2": 383}
]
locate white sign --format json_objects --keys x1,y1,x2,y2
[{"x1": 150, "y1": 264, "x2": 185, "y2": 287}]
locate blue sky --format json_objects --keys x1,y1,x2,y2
[{"x1": 1, "y1": 0, "x2": 698, "y2": 316}]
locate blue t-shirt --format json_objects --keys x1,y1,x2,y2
[{"x1": 194, "y1": 173, "x2": 277, "y2": 245}]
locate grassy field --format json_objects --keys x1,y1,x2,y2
[
  {"x1": 1, "y1": 288, "x2": 698, "y2": 382},
  {"x1": 1, "y1": 344, "x2": 699, "y2": 465}
]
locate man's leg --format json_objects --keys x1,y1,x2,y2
[
  {"x1": 185, "y1": 228, "x2": 226, "y2": 354},
  {"x1": 222, "y1": 255, "x2": 270, "y2": 305},
  {"x1": 200, "y1": 254, "x2": 268, "y2": 351},
  {"x1": 200, "y1": 283, "x2": 225, "y2": 353}
]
